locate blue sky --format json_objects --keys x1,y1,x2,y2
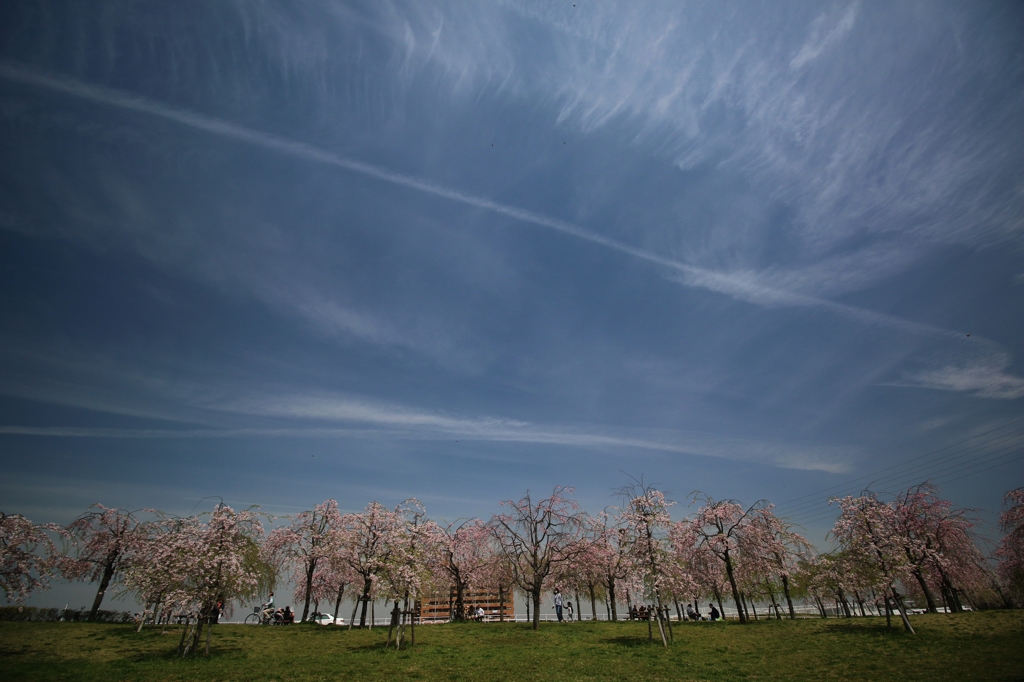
[{"x1": 1, "y1": 0, "x2": 1023, "y2": 582}]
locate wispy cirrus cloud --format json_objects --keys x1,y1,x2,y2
[
  {"x1": 790, "y1": 3, "x2": 859, "y2": 69},
  {"x1": 2, "y1": 59, "x2": 1021, "y2": 400},
  {"x1": 195, "y1": 391, "x2": 853, "y2": 472},
  {"x1": 0, "y1": 63, "x2": 967, "y2": 325},
  {"x1": 892, "y1": 358, "x2": 1024, "y2": 400},
  {"x1": 0, "y1": 419, "x2": 855, "y2": 474}
]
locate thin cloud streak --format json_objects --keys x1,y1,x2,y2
[
  {"x1": 0, "y1": 61, "x2": 973, "y2": 341},
  {"x1": 3, "y1": 60, "x2": 1018, "y2": 400},
  {"x1": 790, "y1": 3, "x2": 859, "y2": 69},
  {"x1": 0, "y1": 421, "x2": 851, "y2": 473}
]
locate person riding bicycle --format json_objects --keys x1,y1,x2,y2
[{"x1": 261, "y1": 592, "x2": 275, "y2": 622}]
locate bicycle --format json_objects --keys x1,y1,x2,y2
[{"x1": 244, "y1": 606, "x2": 274, "y2": 625}]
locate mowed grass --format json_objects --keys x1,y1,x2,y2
[{"x1": 2, "y1": 611, "x2": 1023, "y2": 681}]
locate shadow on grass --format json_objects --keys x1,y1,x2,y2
[
  {"x1": 120, "y1": 643, "x2": 249, "y2": 664},
  {"x1": 342, "y1": 640, "x2": 438, "y2": 653},
  {"x1": 816, "y1": 621, "x2": 911, "y2": 638},
  {"x1": 603, "y1": 635, "x2": 671, "y2": 648}
]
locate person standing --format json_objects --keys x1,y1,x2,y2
[
  {"x1": 262, "y1": 592, "x2": 275, "y2": 622},
  {"x1": 566, "y1": 600, "x2": 574, "y2": 622},
  {"x1": 553, "y1": 589, "x2": 564, "y2": 622}
]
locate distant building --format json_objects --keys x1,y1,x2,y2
[{"x1": 418, "y1": 586, "x2": 515, "y2": 622}]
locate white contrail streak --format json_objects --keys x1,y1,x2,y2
[
  {"x1": 0, "y1": 61, "x2": 968, "y2": 342},
  {"x1": 0, "y1": 425, "x2": 849, "y2": 471}
]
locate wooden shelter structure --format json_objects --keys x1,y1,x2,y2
[{"x1": 418, "y1": 587, "x2": 515, "y2": 622}]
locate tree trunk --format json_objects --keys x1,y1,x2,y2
[
  {"x1": 942, "y1": 576, "x2": 964, "y2": 612},
  {"x1": 532, "y1": 588, "x2": 541, "y2": 630},
  {"x1": 990, "y1": 576, "x2": 1013, "y2": 609},
  {"x1": 608, "y1": 579, "x2": 618, "y2": 621},
  {"x1": 884, "y1": 595, "x2": 892, "y2": 628},
  {"x1": 455, "y1": 579, "x2": 466, "y2": 621},
  {"x1": 205, "y1": 614, "x2": 213, "y2": 656},
  {"x1": 192, "y1": 612, "x2": 206, "y2": 656},
  {"x1": 88, "y1": 557, "x2": 117, "y2": 621},
  {"x1": 765, "y1": 579, "x2": 781, "y2": 620},
  {"x1": 589, "y1": 582, "x2": 598, "y2": 621},
  {"x1": 333, "y1": 583, "x2": 346, "y2": 621},
  {"x1": 942, "y1": 582, "x2": 953, "y2": 611},
  {"x1": 499, "y1": 584, "x2": 506, "y2": 623},
  {"x1": 410, "y1": 594, "x2": 416, "y2": 647},
  {"x1": 723, "y1": 550, "x2": 747, "y2": 624},
  {"x1": 348, "y1": 596, "x2": 360, "y2": 630},
  {"x1": 301, "y1": 558, "x2": 318, "y2": 623},
  {"x1": 837, "y1": 589, "x2": 852, "y2": 618},
  {"x1": 401, "y1": 593, "x2": 411, "y2": 648},
  {"x1": 656, "y1": 608, "x2": 668, "y2": 647},
  {"x1": 357, "y1": 577, "x2": 373, "y2": 627},
  {"x1": 912, "y1": 568, "x2": 938, "y2": 613},
  {"x1": 891, "y1": 588, "x2": 915, "y2": 634},
  {"x1": 712, "y1": 585, "x2": 725, "y2": 621},
  {"x1": 387, "y1": 600, "x2": 400, "y2": 647},
  {"x1": 781, "y1": 575, "x2": 796, "y2": 620},
  {"x1": 151, "y1": 594, "x2": 163, "y2": 629},
  {"x1": 177, "y1": 615, "x2": 190, "y2": 656},
  {"x1": 136, "y1": 602, "x2": 149, "y2": 633}
]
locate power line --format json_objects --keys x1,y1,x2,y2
[
  {"x1": 787, "y1": 448, "x2": 1023, "y2": 527},
  {"x1": 776, "y1": 431, "x2": 1024, "y2": 518},
  {"x1": 793, "y1": 446, "x2": 1023, "y2": 526},
  {"x1": 773, "y1": 417, "x2": 1024, "y2": 509},
  {"x1": 786, "y1": 445, "x2": 1023, "y2": 526},
  {"x1": 774, "y1": 421, "x2": 1024, "y2": 517}
]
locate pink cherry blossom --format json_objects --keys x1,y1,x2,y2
[
  {"x1": 1, "y1": 512, "x2": 60, "y2": 604},
  {"x1": 996, "y1": 487, "x2": 1024, "y2": 605},
  {"x1": 489, "y1": 486, "x2": 586, "y2": 630}
]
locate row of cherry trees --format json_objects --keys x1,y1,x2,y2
[
  {"x1": 1, "y1": 503, "x2": 273, "y2": 656},
  {"x1": 817, "y1": 484, "x2": 1001, "y2": 633},
  {"x1": 219, "y1": 482, "x2": 1024, "y2": 646},
  {"x1": 3, "y1": 483, "x2": 1023, "y2": 650}
]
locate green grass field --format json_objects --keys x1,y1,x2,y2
[{"x1": 2, "y1": 611, "x2": 1022, "y2": 681}]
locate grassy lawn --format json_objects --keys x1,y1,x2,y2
[{"x1": 2, "y1": 611, "x2": 1022, "y2": 681}]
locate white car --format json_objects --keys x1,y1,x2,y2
[{"x1": 310, "y1": 613, "x2": 345, "y2": 626}]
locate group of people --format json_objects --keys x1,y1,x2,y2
[
  {"x1": 260, "y1": 592, "x2": 296, "y2": 624},
  {"x1": 684, "y1": 603, "x2": 722, "y2": 621},
  {"x1": 553, "y1": 587, "x2": 724, "y2": 623},
  {"x1": 254, "y1": 588, "x2": 723, "y2": 626},
  {"x1": 628, "y1": 604, "x2": 656, "y2": 620},
  {"x1": 553, "y1": 589, "x2": 575, "y2": 622},
  {"x1": 627, "y1": 602, "x2": 722, "y2": 622}
]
